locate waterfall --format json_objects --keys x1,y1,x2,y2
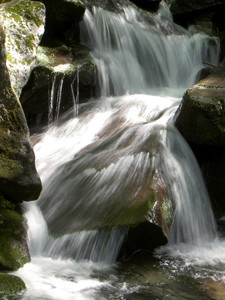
[
  {"x1": 80, "y1": 1, "x2": 219, "y2": 96},
  {"x1": 16, "y1": 1, "x2": 221, "y2": 299}
]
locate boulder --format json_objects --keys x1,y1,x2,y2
[
  {"x1": 0, "y1": 0, "x2": 45, "y2": 96},
  {"x1": 0, "y1": 195, "x2": 30, "y2": 271},
  {"x1": 175, "y1": 67, "x2": 225, "y2": 146},
  {"x1": 21, "y1": 44, "x2": 97, "y2": 130},
  {"x1": 38, "y1": 123, "x2": 173, "y2": 237},
  {"x1": 0, "y1": 273, "x2": 26, "y2": 297},
  {"x1": 0, "y1": 25, "x2": 42, "y2": 202},
  {"x1": 175, "y1": 67, "x2": 225, "y2": 218}
]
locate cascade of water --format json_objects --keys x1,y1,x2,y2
[
  {"x1": 155, "y1": 126, "x2": 217, "y2": 245},
  {"x1": 56, "y1": 75, "x2": 65, "y2": 121},
  {"x1": 16, "y1": 2, "x2": 222, "y2": 298},
  {"x1": 48, "y1": 74, "x2": 57, "y2": 124},
  {"x1": 48, "y1": 74, "x2": 65, "y2": 124},
  {"x1": 80, "y1": 1, "x2": 219, "y2": 97}
]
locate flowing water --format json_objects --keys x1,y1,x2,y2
[{"x1": 8, "y1": 1, "x2": 225, "y2": 299}]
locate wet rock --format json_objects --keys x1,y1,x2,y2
[
  {"x1": 0, "y1": 25, "x2": 42, "y2": 202},
  {"x1": 38, "y1": 122, "x2": 173, "y2": 237},
  {"x1": 0, "y1": 195, "x2": 30, "y2": 271},
  {"x1": 175, "y1": 67, "x2": 225, "y2": 146},
  {"x1": 21, "y1": 45, "x2": 97, "y2": 130},
  {"x1": 0, "y1": 273, "x2": 26, "y2": 297},
  {"x1": 0, "y1": 0, "x2": 45, "y2": 96}
]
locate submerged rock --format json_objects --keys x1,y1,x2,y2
[
  {"x1": 0, "y1": 273, "x2": 26, "y2": 297},
  {"x1": 0, "y1": 195, "x2": 30, "y2": 271},
  {"x1": 0, "y1": 26, "x2": 42, "y2": 202},
  {"x1": 0, "y1": 0, "x2": 45, "y2": 96},
  {"x1": 38, "y1": 121, "x2": 173, "y2": 238}
]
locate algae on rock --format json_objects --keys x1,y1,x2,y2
[
  {"x1": 0, "y1": 195, "x2": 30, "y2": 271},
  {"x1": 0, "y1": 273, "x2": 26, "y2": 297},
  {"x1": 0, "y1": 0, "x2": 45, "y2": 96}
]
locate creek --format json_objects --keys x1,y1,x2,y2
[{"x1": 9, "y1": 2, "x2": 225, "y2": 299}]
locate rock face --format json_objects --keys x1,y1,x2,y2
[
  {"x1": 0, "y1": 0, "x2": 46, "y2": 96},
  {"x1": 0, "y1": 273, "x2": 26, "y2": 297},
  {"x1": 21, "y1": 45, "x2": 97, "y2": 129},
  {"x1": 0, "y1": 195, "x2": 30, "y2": 271},
  {"x1": 0, "y1": 26, "x2": 41, "y2": 202},
  {"x1": 175, "y1": 67, "x2": 225, "y2": 146},
  {"x1": 175, "y1": 67, "x2": 225, "y2": 218}
]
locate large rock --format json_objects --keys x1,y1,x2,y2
[
  {"x1": 0, "y1": 0, "x2": 45, "y2": 96},
  {"x1": 0, "y1": 26, "x2": 42, "y2": 202},
  {"x1": 38, "y1": 123, "x2": 173, "y2": 238},
  {"x1": 36, "y1": 0, "x2": 85, "y2": 45},
  {"x1": 175, "y1": 67, "x2": 225, "y2": 218},
  {"x1": 175, "y1": 67, "x2": 225, "y2": 146},
  {"x1": 0, "y1": 195, "x2": 30, "y2": 271},
  {"x1": 21, "y1": 44, "x2": 97, "y2": 129},
  {"x1": 0, "y1": 273, "x2": 26, "y2": 297}
]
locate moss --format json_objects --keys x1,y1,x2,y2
[
  {"x1": 0, "y1": 195, "x2": 30, "y2": 271},
  {"x1": 0, "y1": 0, "x2": 45, "y2": 95},
  {"x1": 0, "y1": 273, "x2": 26, "y2": 297}
]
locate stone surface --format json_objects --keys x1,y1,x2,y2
[
  {"x1": 0, "y1": 26, "x2": 42, "y2": 202},
  {"x1": 0, "y1": 0, "x2": 45, "y2": 96},
  {"x1": 0, "y1": 273, "x2": 26, "y2": 297},
  {"x1": 21, "y1": 44, "x2": 97, "y2": 129},
  {"x1": 175, "y1": 67, "x2": 225, "y2": 146},
  {"x1": 0, "y1": 195, "x2": 30, "y2": 271}
]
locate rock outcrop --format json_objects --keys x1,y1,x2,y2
[
  {"x1": 0, "y1": 25, "x2": 42, "y2": 202},
  {"x1": 21, "y1": 44, "x2": 97, "y2": 129},
  {"x1": 175, "y1": 67, "x2": 225, "y2": 146},
  {"x1": 0, "y1": 0, "x2": 46, "y2": 96},
  {"x1": 0, "y1": 195, "x2": 30, "y2": 271},
  {"x1": 175, "y1": 67, "x2": 225, "y2": 217}
]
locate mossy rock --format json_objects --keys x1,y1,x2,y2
[
  {"x1": 0, "y1": 273, "x2": 26, "y2": 297},
  {"x1": 0, "y1": 195, "x2": 30, "y2": 271},
  {"x1": 21, "y1": 44, "x2": 97, "y2": 129},
  {"x1": 175, "y1": 67, "x2": 225, "y2": 145},
  {"x1": 0, "y1": 0, "x2": 45, "y2": 96},
  {"x1": 0, "y1": 26, "x2": 42, "y2": 202}
]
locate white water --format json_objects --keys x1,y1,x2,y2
[{"x1": 13, "y1": 1, "x2": 225, "y2": 299}]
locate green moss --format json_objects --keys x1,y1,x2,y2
[
  {"x1": 0, "y1": 197, "x2": 30, "y2": 271},
  {"x1": 0, "y1": 0, "x2": 45, "y2": 95},
  {"x1": 0, "y1": 273, "x2": 26, "y2": 297}
]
